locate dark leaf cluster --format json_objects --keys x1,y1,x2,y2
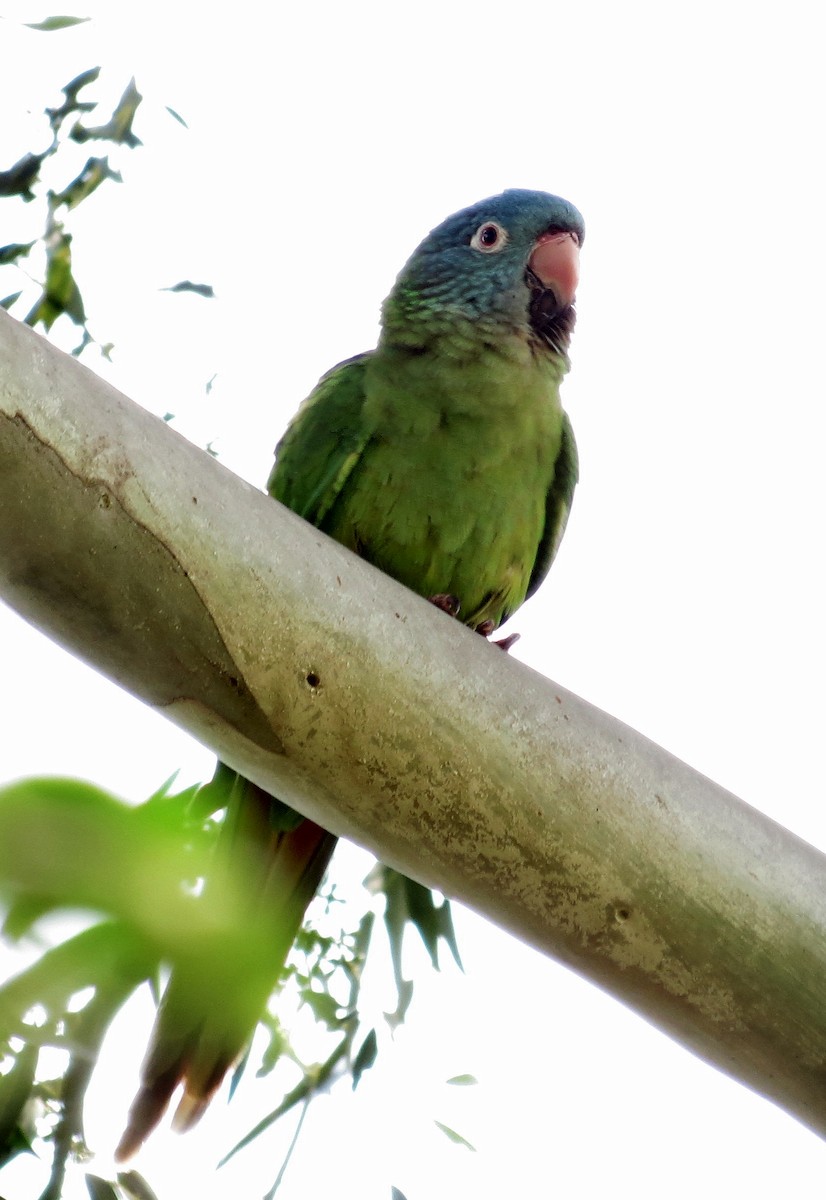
[{"x1": 0, "y1": 54, "x2": 212, "y2": 358}]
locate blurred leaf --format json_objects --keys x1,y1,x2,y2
[
  {"x1": 165, "y1": 106, "x2": 188, "y2": 128},
  {"x1": 227, "y1": 1039, "x2": 254, "y2": 1100},
  {"x1": 47, "y1": 67, "x2": 101, "y2": 126},
  {"x1": 402, "y1": 876, "x2": 462, "y2": 972},
  {"x1": 367, "y1": 867, "x2": 460, "y2": 1030},
  {"x1": 0, "y1": 152, "x2": 44, "y2": 199},
  {"x1": 24, "y1": 224, "x2": 85, "y2": 331},
  {"x1": 205, "y1": 373, "x2": 217, "y2": 394},
  {"x1": 0, "y1": 777, "x2": 214, "y2": 955},
  {"x1": 24, "y1": 16, "x2": 91, "y2": 31},
  {"x1": 1, "y1": 894, "x2": 58, "y2": 940},
  {"x1": 0, "y1": 922, "x2": 154, "y2": 1035},
  {"x1": 71, "y1": 327, "x2": 93, "y2": 357},
  {"x1": 300, "y1": 987, "x2": 343, "y2": 1030},
  {"x1": 188, "y1": 759, "x2": 240, "y2": 820},
  {"x1": 161, "y1": 280, "x2": 215, "y2": 298},
  {"x1": 72, "y1": 78, "x2": 142, "y2": 147},
  {"x1": 117, "y1": 1170, "x2": 161, "y2": 1200},
  {"x1": 351, "y1": 1028, "x2": 377, "y2": 1090},
  {"x1": 0, "y1": 241, "x2": 35, "y2": 265},
  {"x1": 52, "y1": 155, "x2": 121, "y2": 210},
  {"x1": 433, "y1": 1120, "x2": 475, "y2": 1151},
  {"x1": 446, "y1": 1073, "x2": 478, "y2": 1085},
  {"x1": 85, "y1": 1175, "x2": 121, "y2": 1200},
  {"x1": 219, "y1": 1037, "x2": 349, "y2": 1166},
  {"x1": 0, "y1": 1123, "x2": 35, "y2": 1174},
  {"x1": 254, "y1": 1014, "x2": 290, "y2": 1080},
  {"x1": 391, "y1": 1189, "x2": 410, "y2": 1200},
  {"x1": 0, "y1": 1043, "x2": 38, "y2": 1167},
  {"x1": 1, "y1": 292, "x2": 23, "y2": 310},
  {"x1": 292, "y1": 926, "x2": 334, "y2": 957},
  {"x1": 48, "y1": 979, "x2": 146, "y2": 1199},
  {"x1": 367, "y1": 866, "x2": 413, "y2": 1028}
]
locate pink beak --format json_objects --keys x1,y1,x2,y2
[{"x1": 528, "y1": 231, "x2": 580, "y2": 309}]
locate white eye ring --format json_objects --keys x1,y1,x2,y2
[{"x1": 470, "y1": 221, "x2": 509, "y2": 253}]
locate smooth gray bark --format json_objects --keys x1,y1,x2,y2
[{"x1": 2, "y1": 309, "x2": 825, "y2": 1136}]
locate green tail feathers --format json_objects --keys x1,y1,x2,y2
[{"x1": 116, "y1": 767, "x2": 336, "y2": 1160}]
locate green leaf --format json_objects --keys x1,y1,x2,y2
[
  {"x1": 52, "y1": 155, "x2": 121, "y2": 210},
  {"x1": 0, "y1": 776, "x2": 214, "y2": 954},
  {"x1": 351, "y1": 1028, "x2": 377, "y2": 1090},
  {"x1": 165, "y1": 106, "x2": 188, "y2": 128},
  {"x1": 219, "y1": 1037, "x2": 350, "y2": 1166},
  {"x1": 1, "y1": 894, "x2": 56, "y2": 940},
  {"x1": 227, "y1": 1040, "x2": 255, "y2": 1101},
  {"x1": 433, "y1": 1120, "x2": 476, "y2": 1151},
  {"x1": 48, "y1": 67, "x2": 101, "y2": 128},
  {"x1": 24, "y1": 225, "x2": 85, "y2": 331},
  {"x1": 0, "y1": 242, "x2": 35, "y2": 265},
  {"x1": 0, "y1": 1124, "x2": 35, "y2": 1173},
  {"x1": 72, "y1": 77, "x2": 143, "y2": 148},
  {"x1": 300, "y1": 987, "x2": 344, "y2": 1029},
  {"x1": 367, "y1": 866, "x2": 461, "y2": 1030},
  {"x1": 117, "y1": 1169, "x2": 161, "y2": 1200},
  {"x1": 161, "y1": 280, "x2": 215, "y2": 298},
  {"x1": 0, "y1": 152, "x2": 44, "y2": 199},
  {"x1": 85, "y1": 1175, "x2": 121, "y2": 1200},
  {"x1": 254, "y1": 1013, "x2": 292, "y2": 1080},
  {"x1": 402, "y1": 876, "x2": 463, "y2": 972},
  {"x1": 446, "y1": 1073, "x2": 478, "y2": 1086},
  {"x1": 0, "y1": 922, "x2": 154, "y2": 1033},
  {"x1": 187, "y1": 759, "x2": 241, "y2": 820},
  {"x1": 24, "y1": 16, "x2": 91, "y2": 31},
  {"x1": 72, "y1": 327, "x2": 94, "y2": 357},
  {"x1": 0, "y1": 1044, "x2": 38, "y2": 1167}
]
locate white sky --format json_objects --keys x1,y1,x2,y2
[{"x1": 1, "y1": 2, "x2": 825, "y2": 1197}]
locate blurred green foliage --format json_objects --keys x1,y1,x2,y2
[{"x1": 0, "y1": 773, "x2": 463, "y2": 1200}]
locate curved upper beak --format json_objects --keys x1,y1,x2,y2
[{"x1": 527, "y1": 231, "x2": 580, "y2": 309}]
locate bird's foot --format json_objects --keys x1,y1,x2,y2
[
  {"x1": 429, "y1": 593, "x2": 461, "y2": 618},
  {"x1": 475, "y1": 620, "x2": 520, "y2": 652},
  {"x1": 430, "y1": 598, "x2": 520, "y2": 652}
]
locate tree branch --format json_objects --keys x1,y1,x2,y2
[{"x1": 2, "y1": 309, "x2": 825, "y2": 1136}]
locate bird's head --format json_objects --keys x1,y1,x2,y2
[{"x1": 382, "y1": 189, "x2": 584, "y2": 357}]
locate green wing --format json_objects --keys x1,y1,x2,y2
[
  {"x1": 525, "y1": 412, "x2": 578, "y2": 602},
  {"x1": 268, "y1": 353, "x2": 372, "y2": 527}
]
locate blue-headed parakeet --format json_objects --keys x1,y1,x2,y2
[{"x1": 117, "y1": 188, "x2": 584, "y2": 1158}]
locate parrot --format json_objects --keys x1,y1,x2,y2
[{"x1": 116, "y1": 187, "x2": 584, "y2": 1159}]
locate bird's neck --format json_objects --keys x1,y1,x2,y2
[{"x1": 380, "y1": 289, "x2": 572, "y2": 377}]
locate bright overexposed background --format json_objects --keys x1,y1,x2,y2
[{"x1": 2, "y1": 3, "x2": 825, "y2": 1197}]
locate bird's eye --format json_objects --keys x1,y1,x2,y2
[{"x1": 470, "y1": 221, "x2": 508, "y2": 253}]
